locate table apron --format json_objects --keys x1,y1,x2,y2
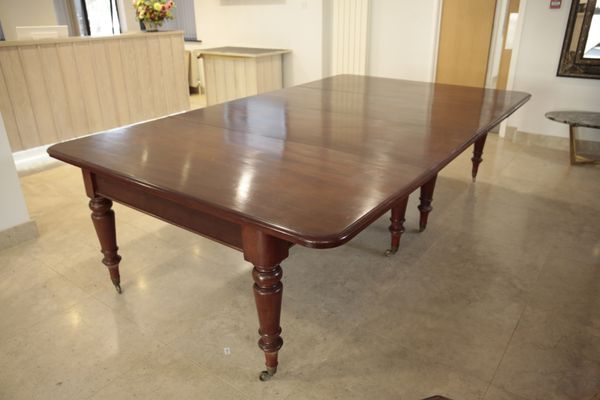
[{"x1": 93, "y1": 173, "x2": 243, "y2": 251}]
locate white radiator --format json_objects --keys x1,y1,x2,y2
[{"x1": 331, "y1": 0, "x2": 370, "y2": 75}]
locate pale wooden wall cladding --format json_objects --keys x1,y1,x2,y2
[
  {"x1": 0, "y1": 32, "x2": 190, "y2": 152},
  {"x1": 203, "y1": 54, "x2": 284, "y2": 106}
]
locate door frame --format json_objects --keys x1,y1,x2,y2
[
  {"x1": 486, "y1": 0, "x2": 510, "y2": 89},
  {"x1": 499, "y1": 0, "x2": 527, "y2": 137},
  {"x1": 430, "y1": 0, "x2": 444, "y2": 82}
]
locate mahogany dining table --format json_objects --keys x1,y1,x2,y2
[{"x1": 47, "y1": 75, "x2": 530, "y2": 381}]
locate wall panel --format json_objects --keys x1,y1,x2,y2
[{"x1": 0, "y1": 32, "x2": 189, "y2": 152}]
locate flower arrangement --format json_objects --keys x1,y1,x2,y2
[{"x1": 133, "y1": 0, "x2": 175, "y2": 31}]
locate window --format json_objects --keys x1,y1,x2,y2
[
  {"x1": 85, "y1": 0, "x2": 121, "y2": 36},
  {"x1": 54, "y1": 0, "x2": 121, "y2": 36}
]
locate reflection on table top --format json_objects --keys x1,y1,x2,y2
[{"x1": 48, "y1": 75, "x2": 530, "y2": 246}]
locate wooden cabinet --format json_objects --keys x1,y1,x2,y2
[{"x1": 200, "y1": 47, "x2": 290, "y2": 106}]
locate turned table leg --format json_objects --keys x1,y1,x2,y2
[
  {"x1": 418, "y1": 174, "x2": 438, "y2": 232},
  {"x1": 384, "y1": 197, "x2": 408, "y2": 256},
  {"x1": 242, "y1": 226, "x2": 290, "y2": 381},
  {"x1": 89, "y1": 197, "x2": 122, "y2": 293},
  {"x1": 471, "y1": 133, "x2": 488, "y2": 182}
]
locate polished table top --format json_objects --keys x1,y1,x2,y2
[{"x1": 48, "y1": 75, "x2": 530, "y2": 248}]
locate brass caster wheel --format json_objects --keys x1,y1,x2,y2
[
  {"x1": 384, "y1": 248, "x2": 398, "y2": 257},
  {"x1": 259, "y1": 367, "x2": 277, "y2": 381}
]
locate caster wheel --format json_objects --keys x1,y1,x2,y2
[
  {"x1": 384, "y1": 248, "x2": 398, "y2": 257},
  {"x1": 259, "y1": 367, "x2": 277, "y2": 381}
]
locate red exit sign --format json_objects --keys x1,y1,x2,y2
[{"x1": 550, "y1": 0, "x2": 561, "y2": 9}]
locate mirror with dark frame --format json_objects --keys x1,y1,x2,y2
[{"x1": 557, "y1": 0, "x2": 600, "y2": 79}]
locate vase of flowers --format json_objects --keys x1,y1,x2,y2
[{"x1": 133, "y1": 0, "x2": 175, "y2": 32}]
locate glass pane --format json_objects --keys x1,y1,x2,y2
[
  {"x1": 85, "y1": 0, "x2": 120, "y2": 36},
  {"x1": 73, "y1": 0, "x2": 89, "y2": 36},
  {"x1": 583, "y1": 5, "x2": 600, "y2": 58}
]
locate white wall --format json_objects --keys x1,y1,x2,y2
[
  {"x1": 0, "y1": 115, "x2": 31, "y2": 232},
  {"x1": 0, "y1": 0, "x2": 58, "y2": 40},
  {"x1": 194, "y1": 0, "x2": 323, "y2": 86},
  {"x1": 366, "y1": 0, "x2": 600, "y2": 138},
  {"x1": 508, "y1": 1, "x2": 600, "y2": 137},
  {"x1": 367, "y1": 0, "x2": 441, "y2": 82}
]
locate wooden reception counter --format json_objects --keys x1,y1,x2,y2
[{"x1": 0, "y1": 31, "x2": 190, "y2": 152}]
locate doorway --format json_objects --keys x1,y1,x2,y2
[
  {"x1": 435, "y1": 0, "x2": 521, "y2": 90},
  {"x1": 491, "y1": 0, "x2": 521, "y2": 91}
]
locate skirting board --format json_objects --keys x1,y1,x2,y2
[
  {"x1": 0, "y1": 220, "x2": 38, "y2": 251},
  {"x1": 504, "y1": 125, "x2": 518, "y2": 139},
  {"x1": 504, "y1": 128, "x2": 571, "y2": 151}
]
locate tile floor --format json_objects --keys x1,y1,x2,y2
[{"x1": 1, "y1": 133, "x2": 599, "y2": 400}]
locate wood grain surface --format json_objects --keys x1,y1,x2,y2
[
  {"x1": 0, "y1": 32, "x2": 189, "y2": 151},
  {"x1": 48, "y1": 75, "x2": 530, "y2": 248}
]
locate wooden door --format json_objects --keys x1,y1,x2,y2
[{"x1": 435, "y1": 0, "x2": 497, "y2": 87}]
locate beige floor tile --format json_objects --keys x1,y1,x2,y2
[
  {"x1": 87, "y1": 349, "x2": 248, "y2": 400},
  {"x1": 527, "y1": 255, "x2": 600, "y2": 323},
  {"x1": 356, "y1": 259, "x2": 526, "y2": 382},
  {"x1": 492, "y1": 306, "x2": 600, "y2": 400},
  {"x1": 0, "y1": 297, "x2": 164, "y2": 400},
  {"x1": 0, "y1": 244, "x2": 57, "y2": 293},
  {"x1": 499, "y1": 145, "x2": 572, "y2": 187},
  {"x1": 0, "y1": 250, "x2": 91, "y2": 342},
  {"x1": 284, "y1": 329, "x2": 489, "y2": 400},
  {"x1": 91, "y1": 248, "x2": 250, "y2": 343},
  {"x1": 483, "y1": 386, "x2": 528, "y2": 400},
  {"x1": 547, "y1": 231, "x2": 600, "y2": 266},
  {"x1": 440, "y1": 136, "x2": 520, "y2": 185}
]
